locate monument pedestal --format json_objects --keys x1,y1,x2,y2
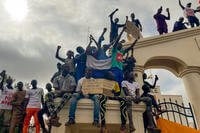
[{"x1": 52, "y1": 99, "x2": 146, "y2": 133}]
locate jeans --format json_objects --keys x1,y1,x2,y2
[
  {"x1": 69, "y1": 93, "x2": 99, "y2": 121},
  {"x1": 188, "y1": 16, "x2": 199, "y2": 27},
  {"x1": 111, "y1": 67, "x2": 124, "y2": 87}
]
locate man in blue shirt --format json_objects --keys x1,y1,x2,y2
[
  {"x1": 109, "y1": 9, "x2": 126, "y2": 43},
  {"x1": 173, "y1": 17, "x2": 187, "y2": 32}
]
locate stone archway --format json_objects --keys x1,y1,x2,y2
[
  {"x1": 144, "y1": 56, "x2": 187, "y2": 76},
  {"x1": 130, "y1": 27, "x2": 200, "y2": 128},
  {"x1": 134, "y1": 56, "x2": 200, "y2": 128}
]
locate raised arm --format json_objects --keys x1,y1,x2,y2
[
  {"x1": 124, "y1": 39, "x2": 138, "y2": 53},
  {"x1": 113, "y1": 26, "x2": 126, "y2": 49},
  {"x1": 194, "y1": 9, "x2": 200, "y2": 13},
  {"x1": 55, "y1": 46, "x2": 66, "y2": 63},
  {"x1": 165, "y1": 8, "x2": 170, "y2": 20},
  {"x1": 144, "y1": 75, "x2": 159, "y2": 89},
  {"x1": 178, "y1": 0, "x2": 185, "y2": 10},
  {"x1": 90, "y1": 35, "x2": 99, "y2": 48},
  {"x1": 117, "y1": 16, "x2": 128, "y2": 28},
  {"x1": 109, "y1": 8, "x2": 119, "y2": 23},
  {"x1": 86, "y1": 35, "x2": 93, "y2": 54},
  {"x1": 138, "y1": 20, "x2": 143, "y2": 31},
  {"x1": 98, "y1": 28, "x2": 107, "y2": 47},
  {"x1": 0, "y1": 70, "x2": 6, "y2": 91}
]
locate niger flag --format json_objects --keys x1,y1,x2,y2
[{"x1": 157, "y1": 118, "x2": 200, "y2": 133}]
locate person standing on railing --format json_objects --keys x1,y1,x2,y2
[
  {"x1": 142, "y1": 73, "x2": 161, "y2": 111},
  {"x1": 122, "y1": 72, "x2": 159, "y2": 133}
]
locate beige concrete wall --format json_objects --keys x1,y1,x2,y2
[
  {"x1": 52, "y1": 99, "x2": 146, "y2": 133},
  {"x1": 133, "y1": 27, "x2": 200, "y2": 68},
  {"x1": 125, "y1": 27, "x2": 200, "y2": 128}
]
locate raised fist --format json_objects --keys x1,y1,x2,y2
[
  {"x1": 115, "y1": 8, "x2": 119, "y2": 11},
  {"x1": 155, "y1": 75, "x2": 159, "y2": 81},
  {"x1": 0, "y1": 70, "x2": 6, "y2": 76},
  {"x1": 57, "y1": 45, "x2": 61, "y2": 49},
  {"x1": 103, "y1": 28, "x2": 107, "y2": 32},
  {"x1": 166, "y1": 8, "x2": 169, "y2": 12}
]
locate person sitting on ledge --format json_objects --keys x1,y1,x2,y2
[
  {"x1": 50, "y1": 63, "x2": 62, "y2": 83},
  {"x1": 122, "y1": 72, "x2": 160, "y2": 133},
  {"x1": 98, "y1": 71, "x2": 127, "y2": 133},
  {"x1": 66, "y1": 67, "x2": 100, "y2": 127},
  {"x1": 55, "y1": 45, "x2": 75, "y2": 76},
  {"x1": 173, "y1": 17, "x2": 188, "y2": 32},
  {"x1": 53, "y1": 65, "x2": 76, "y2": 97}
]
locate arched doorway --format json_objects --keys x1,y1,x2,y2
[{"x1": 134, "y1": 56, "x2": 200, "y2": 129}]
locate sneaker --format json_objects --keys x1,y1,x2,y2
[
  {"x1": 120, "y1": 125, "x2": 126, "y2": 133},
  {"x1": 147, "y1": 127, "x2": 161, "y2": 132},
  {"x1": 65, "y1": 118, "x2": 75, "y2": 126},
  {"x1": 129, "y1": 127, "x2": 136, "y2": 133},
  {"x1": 49, "y1": 116, "x2": 62, "y2": 127},
  {"x1": 100, "y1": 126, "x2": 107, "y2": 133},
  {"x1": 92, "y1": 120, "x2": 100, "y2": 127}
]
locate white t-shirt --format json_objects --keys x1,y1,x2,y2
[
  {"x1": 26, "y1": 88, "x2": 44, "y2": 109},
  {"x1": 76, "y1": 77, "x2": 93, "y2": 92},
  {"x1": 0, "y1": 86, "x2": 15, "y2": 110},
  {"x1": 121, "y1": 80, "x2": 140, "y2": 97}
]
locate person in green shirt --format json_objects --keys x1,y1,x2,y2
[{"x1": 111, "y1": 26, "x2": 138, "y2": 86}]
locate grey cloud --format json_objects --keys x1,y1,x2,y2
[{"x1": 0, "y1": 0, "x2": 199, "y2": 89}]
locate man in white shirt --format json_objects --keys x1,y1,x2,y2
[
  {"x1": 122, "y1": 72, "x2": 158, "y2": 133},
  {"x1": 0, "y1": 74, "x2": 15, "y2": 133},
  {"x1": 23, "y1": 80, "x2": 44, "y2": 133},
  {"x1": 67, "y1": 67, "x2": 100, "y2": 127}
]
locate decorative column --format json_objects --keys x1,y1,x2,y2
[
  {"x1": 179, "y1": 67, "x2": 200, "y2": 129},
  {"x1": 134, "y1": 65, "x2": 145, "y2": 88}
]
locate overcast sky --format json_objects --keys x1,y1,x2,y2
[{"x1": 0, "y1": 0, "x2": 199, "y2": 101}]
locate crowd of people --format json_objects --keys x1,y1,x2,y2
[{"x1": 0, "y1": 1, "x2": 199, "y2": 133}]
